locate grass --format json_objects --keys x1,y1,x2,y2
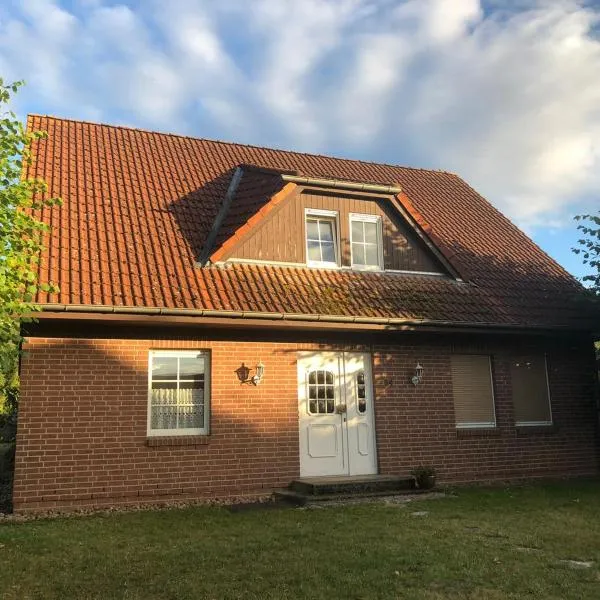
[{"x1": 1, "y1": 480, "x2": 600, "y2": 599}]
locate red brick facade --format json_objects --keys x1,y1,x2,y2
[{"x1": 13, "y1": 331, "x2": 599, "y2": 513}]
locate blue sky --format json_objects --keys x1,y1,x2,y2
[{"x1": 1, "y1": 0, "x2": 598, "y2": 279}]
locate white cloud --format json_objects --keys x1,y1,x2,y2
[{"x1": 0, "y1": 0, "x2": 598, "y2": 227}]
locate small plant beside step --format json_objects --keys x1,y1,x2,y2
[{"x1": 411, "y1": 466, "x2": 437, "y2": 490}]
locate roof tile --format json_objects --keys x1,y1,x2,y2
[{"x1": 26, "y1": 115, "x2": 598, "y2": 331}]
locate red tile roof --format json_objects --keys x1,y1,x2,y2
[{"x1": 26, "y1": 115, "x2": 598, "y2": 331}]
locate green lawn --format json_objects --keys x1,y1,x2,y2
[{"x1": 1, "y1": 481, "x2": 599, "y2": 599}]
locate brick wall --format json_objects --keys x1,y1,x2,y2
[{"x1": 13, "y1": 333, "x2": 599, "y2": 513}]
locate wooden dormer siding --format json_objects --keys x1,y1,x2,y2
[{"x1": 227, "y1": 187, "x2": 446, "y2": 273}]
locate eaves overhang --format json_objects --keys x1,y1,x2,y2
[{"x1": 26, "y1": 304, "x2": 597, "y2": 338}]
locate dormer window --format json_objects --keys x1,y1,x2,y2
[
  {"x1": 350, "y1": 214, "x2": 383, "y2": 270},
  {"x1": 305, "y1": 209, "x2": 339, "y2": 268}
]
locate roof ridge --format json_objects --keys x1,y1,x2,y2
[{"x1": 27, "y1": 113, "x2": 455, "y2": 177}]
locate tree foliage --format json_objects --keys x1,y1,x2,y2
[
  {"x1": 0, "y1": 79, "x2": 60, "y2": 415},
  {"x1": 573, "y1": 212, "x2": 600, "y2": 295}
]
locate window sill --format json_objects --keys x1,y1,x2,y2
[
  {"x1": 456, "y1": 427, "x2": 500, "y2": 438},
  {"x1": 515, "y1": 424, "x2": 557, "y2": 435},
  {"x1": 146, "y1": 436, "x2": 210, "y2": 447}
]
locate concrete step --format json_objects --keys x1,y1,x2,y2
[
  {"x1": 289, "y1": 474, "x2": 416, "y2": 497},
  {"x1": 273, "y1": 486, "x2": 430, "y2": 507}
]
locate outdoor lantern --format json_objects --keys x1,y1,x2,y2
[
  {"x1": 236, "y1": 363, "x2": 250, "y2": 383},
  {"x1": 252, "y1": 361, "x2": 265, "y2": 385},
  {"x1": 411, "y1": 362, "x2": 424, "y2": 386}
]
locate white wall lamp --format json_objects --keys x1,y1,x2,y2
[
  {"x1": 251, "y1": 361, "x2": 265, "y2": 385},
  {"x1": 411, "y1": 362, "x2": 424, "y2": 386}
]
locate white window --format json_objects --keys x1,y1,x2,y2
[
  {"x1": 148, "y1": 351, "x2": 210, "y2": 436},
  {"x1": 350, "y1": 214, "x2": 383, "y2": 270},
  {"x1": 305, "y1": 209, "x2": 339, "y2": 267}
]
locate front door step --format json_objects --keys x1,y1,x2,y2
[{"x1": 274, "y1": 474, "x2": 418, "y2": 505}]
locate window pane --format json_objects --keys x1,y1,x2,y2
[
  {"x1": 364, "y1": 221, "x2": 378, "y2": 244},
  {"x1": 365, "y1": 244, "x2": 379, "y2": 267},
  {"x1": 306, "y1": 219, "x2": 319, "y2": 240},
  {"x1": 149, "y1": 352, "x2": 209, "y2": 433},
  {"x1": 351, "y1": 220, "x2": 364, "y2": 243},
  {"x1": 152, "y1": 381, "x2": 177, "y2": 391},
  {"x1": 151, "y1": 356, "x2": 177, "y2": 380},
  {"x1": 352, "y1": 243, "x2": 365, "y2": 265},
  {"x1": 178, "y1": 405, "x2": 203, "y2": 429},
  {"x1": 319, "y1": 220, "x2": 334, "y2": 242},
  {"x1": 151, "y1": 405, "x2": 177, "y2": 429},
  {"x1": 308, "y1": 371, "x2": 316, "y2": 385},
  {"x1": 180, "y1": 379, "x2": 204, "y2": 391},
  {"x1": 321, "y1": 242, "x2": 335, "y2": 263},
  {"x1": 307, "y1": 240, "x2": 321, "y2": 262},
  {"x1": 179, "y1": 355, "x2": 204, "y2": 377}
]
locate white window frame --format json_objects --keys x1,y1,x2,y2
[
  {"x1": 514, "y1": 355, "x2": 553, "y2": 427},
  {"x1": 349, "y1": 213, "x2": 384, "y2": 271},
  {"x1": 305, "y1": 208, "x2": 340, "y2": 268},
  {"x1": 453, "y1": 354, "x2": 497, "y2": 429},
  {"x1": 147, "y1": 350, "x2": 211, "y2": 437}
]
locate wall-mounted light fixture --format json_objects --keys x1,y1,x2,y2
[
  {"x1": 411, "y1": 362, "x2": 424, "y2": 386},
  {"x1": 251, "y1": 361, "x2": 265, "y2": 385},
  {"x1": 236, "y1": 361, "x2": 265, "y2": 386}
]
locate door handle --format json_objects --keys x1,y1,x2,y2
[{"x1": 335, "y1": 403, "x2": 347, "y2": 414}]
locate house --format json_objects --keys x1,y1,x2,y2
[{"x1": 13, "y1": 115, "x2": 599, "y2": 513}]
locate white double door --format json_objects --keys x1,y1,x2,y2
[{"x1": 298, "y1": 352, "x2": 377, "y2": 477}]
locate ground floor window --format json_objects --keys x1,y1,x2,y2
[
  {"x1": 450, "y1": 354, "x2": 496, "y2": 428},
  {"x1": 510, "y1": 355, "x2": 552, "y2": 426},
  {"x1": 148, "y1": 350, "x2": 210, "y2": 436}
]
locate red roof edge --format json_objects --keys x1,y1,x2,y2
[
  {"x1": 394, "y1": 190, "x2": 467, "y2": 281},
  {"x1": 210, "y1": 181, "x2": 298, "y2": 263}
]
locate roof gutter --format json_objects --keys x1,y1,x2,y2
[
  {"x1": 281, "y1": 174, "x2": 401, "y2": 195},
  {"x1": 33, "y1": 303, "x2": 591, "y2": 334}
]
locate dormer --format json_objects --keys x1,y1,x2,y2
[{"x1": 201, "y1": 166, "x2": 459, "y2": 278}]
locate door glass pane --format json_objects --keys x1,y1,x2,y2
[
  {"x1": 352, "y1": 243, "x2": 365, "y2": 265},
  {"x1": 307, "y1": 370, "x2": 336, "y2": 414},
  {"x1": 351, "y1": 220, "x2": 364, "y2": 243},
  {"x1": 356, "y1": 370, "x2": 367, "y2": 414},
  {"x1": 364, "y1": 221, "x2": 378, "y2": 244},
  {"x1": 319, "y1": 220, "x2": 334, "y2": 242}
]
